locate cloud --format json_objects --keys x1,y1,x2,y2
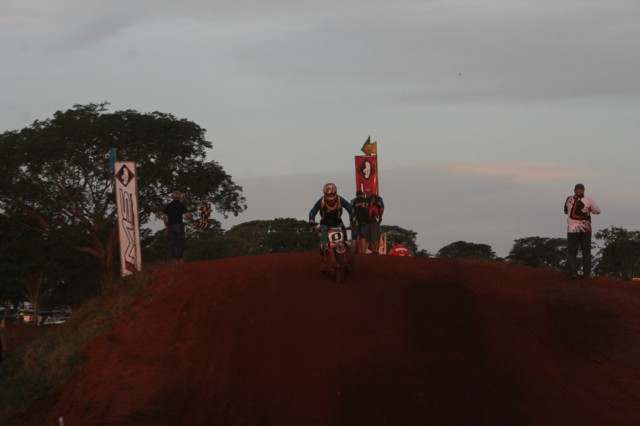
[
  {"x1": 4, "y1": 0, "x2": 639, "y2": 105},
  {"x1": 0, "y1": 1, "x2": 151, "y2": 50},
  {"x1": 433, "y1": 162, "x2": 603, "y2": 183}
]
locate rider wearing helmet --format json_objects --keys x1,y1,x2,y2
[{"x1": 309, "y1": 183, "x2": 354, "y2": 253}]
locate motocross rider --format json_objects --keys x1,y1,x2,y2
[{"x1": 309, "y1": 183, "x2": 354, "y2": 266}]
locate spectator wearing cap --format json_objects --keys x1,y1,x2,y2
[
  {"x1": 564, "y1": 183, "x2": 601, "y2": 279},
  {"x1": 162, "y1": 191, "x2": 193, "y2": 263}
]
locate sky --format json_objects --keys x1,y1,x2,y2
[{"x1": 1, "y1": 0, "x2": 640, "y2": 256}]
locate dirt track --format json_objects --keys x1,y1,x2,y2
[{"x1": 16, "y1": 253, "x2": 640, "y2": 425}]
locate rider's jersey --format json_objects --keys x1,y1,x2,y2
[
  {"x1": 368, "y1": 194, "x2": 384, "y2": 223},
  {"x1": 564, "y1": 195, "x2": 601, "y2": 233},
  {"x1": 309, "y1": 196, "x2": 354, "y2": 227}
]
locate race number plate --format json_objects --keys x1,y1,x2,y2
[{"x1": 328, "y1": 229, "x2": 344, "y2": 244}]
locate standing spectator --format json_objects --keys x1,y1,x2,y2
[
  {"x1": 366, "y1": 190, "x2": 385, "y2": 254},
  {"x1": 350, "y1": 190, "x2": 369, "y2": 253},
  {"x1": 564, "y1": 183, "x2": 601, "y2": 279},
  {"x1": 162, "y1": 191, "x2": 193, "y2": 263}
]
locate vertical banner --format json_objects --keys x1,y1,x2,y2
[
  {"x1": 114, "y1": 161, "x2": 142, "y2": 277},
  {"x1": 379, "y1": 234, "x2": 387, "y2": 255},
  {"x1": 355, "y1": 155, "x2": 379, "y2": 195}
]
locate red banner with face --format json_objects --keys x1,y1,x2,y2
[{"x1": 355, "y1": 155, "x2": 378, "y2": 196}]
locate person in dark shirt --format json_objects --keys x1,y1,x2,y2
[
  {"x1": 309, "y1": 183, "x2": 354, "y2": 267},
  {"x1": 162, "y1": 191, "x2": 193, "y2": 263},
  {"x1": 563, "y1": 183, "x2": 601, "y2": 279},
  {"x1": 351, "y1": 190, "x2": 369, "y2": 253},
  {"x1": 355, "y1": 189, "x2": 385, "y2": 254},
  {"x1": 366, "y1": 190, "x2": 385, "y2": 254}
]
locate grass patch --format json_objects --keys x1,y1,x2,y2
[{"x1": 0, "y1": 268, "x2": 155, "y2": 422}]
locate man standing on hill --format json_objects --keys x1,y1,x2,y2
[
  {"x1": 365, "y1": 190, "x2": 385, "y2": 254},
  {"x1": 350, "y1": 190, "x2": 369, "y2": 253},
  {"x1": 564, "y1": 183, "x2": 601, "y2": 279},
  {"x1": 162, "y1": 191, "x2": 193, "y2": 263}
]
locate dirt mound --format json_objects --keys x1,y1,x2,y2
[{"x1": 15, "y1": 253, "x2": 640, "y2": 425}]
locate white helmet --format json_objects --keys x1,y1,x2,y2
[{"x1": 323, "y1": 183, "x2": 337, "y2": 200}]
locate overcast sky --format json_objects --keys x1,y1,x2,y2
[{"x1": 2, "y1": 0, "x2": 639, "y2": 256}]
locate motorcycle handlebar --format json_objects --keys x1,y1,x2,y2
[{"x1": 309, "y1": 224, "x2": 352, "y2": 233}]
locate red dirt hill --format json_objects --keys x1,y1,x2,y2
[{"x1": 16, "y1": 253, "x2": 640, "y2": 425}]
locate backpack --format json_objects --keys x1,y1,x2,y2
[{"x1": 369, "y1": 194, "x2": 382, "y2": 221}]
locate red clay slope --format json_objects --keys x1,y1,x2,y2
[{"x1": 17, "y1": 253, "x2": 640, "y2": 425}]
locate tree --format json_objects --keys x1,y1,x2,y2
[
  {"x1": 507, "y1": 236, "x2": 567, "y2": 270},
  {"x1": 223, "y1": 218, "x2": 317, "y2": 257},
  {"x1": 594, "y1": 226, "x2": 640, "y2": 280},
  {"x1": 0, "y1": 103, "x2": 246, "y2": 288},
  {"x1": 262, "y1": 218, "x2": 317, "y2": 253},
  {"x1": 0, "y1": 215, "x2": 99, "y2": 308},
  {"x1": 21, "y1": 272, "x2": 46, "y2": 320},
  {"x1": 380, "y1": 225, "x2": 419, "y2": 255},
  {"x1": 437, "y1": 241, "x2": 497, "y2": 260},
  {"x1": 223, "y1": 221, "x2": 271, "y2": 257}
]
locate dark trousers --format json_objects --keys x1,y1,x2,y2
[
  {"x1": 167, "y1": 223, "x2": 185, "y2": 260},
  {"x1": 567, "y1": 232, "x2": 592, "y2": 277}
]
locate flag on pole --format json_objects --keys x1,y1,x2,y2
[
  {"x1": 360, "y1": 136, "x2": 377, "y2": 155},
  {"x1": 355, "y1": 155, "x2": 379, "y2": 195},
  {"x1": 108, "y1": 148, "x2": 117, "y2": 174}
]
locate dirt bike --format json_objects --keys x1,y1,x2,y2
[{"x1": 313, "y1": 224, "x2": 353, "y2": 283}]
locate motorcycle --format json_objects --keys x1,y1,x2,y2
[{"x1": 313, "y1": 224, "x2": 354, "y2": 283}]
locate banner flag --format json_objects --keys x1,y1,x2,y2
[
  {"x1": 355, "y1": 155, "x2": 379, "y2": 196},
  {"x1": 108, "y1": 148, "x2": 117, "y2": 174},
  {"x1": 114, "y1": 161, "x2": 142, "y2": 277},
  {"x1": 379, "y1": 233, "x2": 387, "y2": 255},
  {"x1": 361, "y1": 138, "x2": 377, "y2": 155},
  {"x1": 360, "y1": 136, "x2": 371, "y2": 154}
]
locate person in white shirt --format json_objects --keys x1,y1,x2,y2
[{"x1": 564, "y1": 183, "x2": 601, "y2": 279}]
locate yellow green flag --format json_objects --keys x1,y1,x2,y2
[{"x1": 360, "y1": 136, "x2": 378, "y2": 155}]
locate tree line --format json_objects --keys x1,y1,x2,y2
[
  {"x1": 434, "y1": 228, "x2": 640, "y2": 281},
  {"x1": 1, "y1": 104, "x2": 638, "y2": 312}
]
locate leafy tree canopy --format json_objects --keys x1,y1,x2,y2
[
  {"x1": 262, "y1": 218, "x2": 318, "y2": 253},
  {"x1": 595, "y1": 226, "x2": 640, "y2": 280},
  {"x1": 0, "y1": 103, "x2": 246, "y2": 286},
  {"x1": 224, "y1": 218, "x2": 316, "y2": 256},
  {"x1": 380, "y1": 225, "x2": 418, "y2": 255},
  {"x1": 143, "y1": 218, "x2": 318, "y2": 263},
  {"x1": 437, "y1": 241, "x2": 497, "y2": 260},
  {"x1": 507, "y1": 236, "x2": 566, "y2": 270},
  {"x1": 0, "y1": 216, "x2": 99, "y2": 308}
]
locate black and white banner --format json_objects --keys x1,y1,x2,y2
[{"x1": 114, "y1": 161, "x2": 142, "y2": 277}]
